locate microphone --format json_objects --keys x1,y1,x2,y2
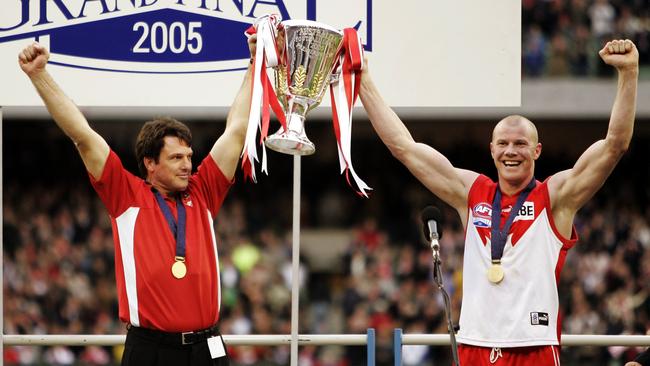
[
  {"x1": 420, "y1": 206, "x2": 459, "y2": 364},
  {"x1": 421, "y1": 206, "x2": 444, "y2": 253}
]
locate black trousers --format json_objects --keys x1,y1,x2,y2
[{"x1": 121, "y1": 326, "x2": 230, "y2": 366}]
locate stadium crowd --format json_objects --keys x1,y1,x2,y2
[
  {"x1": 522, "y1": 0, "x2": 649, "y2": 77},
  {"x1": 3, "y1": 118, "x2": 650, "y2": 365}
]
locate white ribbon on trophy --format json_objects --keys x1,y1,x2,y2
[{"x1": 242, "y1": 15, "x2": 285, "y2": 182}]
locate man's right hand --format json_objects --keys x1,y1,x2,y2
[{"x1": 18, "y1": 42, "x2": 49, "y2": 77}]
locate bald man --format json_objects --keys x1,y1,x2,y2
[{"x1": 359, "y1": 39, "x2": 639, "y2": 365}]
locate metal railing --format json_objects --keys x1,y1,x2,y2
[
  {"x1": 392, "y1": 329, "x2": 650, "y2": 366},
  {"x1": 5, "y1": 329, "x2": 650, "y2": 366},
  {"x1": 2, "y1": 329, "x2": 377, "y2": 366}
]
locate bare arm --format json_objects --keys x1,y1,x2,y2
[
  {"x1": 359, "y1": 66, "x2": 478, "y2": 219},
  {"x1": 549, "y1": 39, "x2": 639, "y2": 234},
  {"x1": 19, "y1": 42, "x2": 109, "y2": 180},
  {"x1": 209, "y1": 37, "x2": 255, "y2": 180}
]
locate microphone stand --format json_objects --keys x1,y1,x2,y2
[{"x1": 429, "y1": 236, "x2": 460, "y2": 366}]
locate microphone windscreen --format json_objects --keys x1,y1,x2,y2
[{"x1": 421, "y1": 206, "x2": 444, "y2": 240}]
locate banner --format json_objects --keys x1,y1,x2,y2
[{"x1": 0, "y1": 0, "x2": 519, "y2": 107}]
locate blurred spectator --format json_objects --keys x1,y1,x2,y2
[
  {"x1": 524, "y1": 25, "x2": 548, "y2": 77},
  {"x1": 547, "y1": 33, "x2": 571, "y2": 76},
  {"x1": 589, "y1": 0, "x2": 616, "y2": 42}
]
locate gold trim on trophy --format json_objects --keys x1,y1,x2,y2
[{"x1": 289, "y1": 65, "x2": 308, "y2": 95}]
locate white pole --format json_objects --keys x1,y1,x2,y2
[{"x1": 290, "y1": 155, "x2": 301, "y2": 366}]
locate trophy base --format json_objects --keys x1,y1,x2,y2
[{"x1": 265, "y1": 133, "x2": 316, "y2": 156}]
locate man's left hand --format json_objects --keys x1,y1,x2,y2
[{"x1": 599, "y1": 39, "x2": 639, "y2": 72}]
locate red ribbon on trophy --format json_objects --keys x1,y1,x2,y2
[
  {"x1": 330, "y1": 28, "x2": 371, "y2": 197},
  {"x1": 242, "y1": 15, "x2": 286, "y2": 182}
]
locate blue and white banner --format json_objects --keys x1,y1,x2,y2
[
  {"x1": 1, "y1": 0, "x2": 371, "y2": 73},
  {"x1": 1, "y1": 0, "x2": 519, "y2": 108}
]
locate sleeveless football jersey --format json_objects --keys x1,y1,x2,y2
[{"x1": 457, "y1": 175, "x2": 577, "y2": 347}]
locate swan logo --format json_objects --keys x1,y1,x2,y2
[{"x1": 0, "y1": 0, "x2": 372, "y2": 74}]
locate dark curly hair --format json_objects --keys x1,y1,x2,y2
[{"x1": 135, "y1": 117, "x2": 192, "y2": 178}]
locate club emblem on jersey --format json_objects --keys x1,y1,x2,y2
[{"x1": 472, "y1": 203, "x2": 492, "y2": 228}]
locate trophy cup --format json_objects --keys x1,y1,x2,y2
[
  {"x1": 242, "y1": 16, "x2": 371, "y2": 196},
  {"x1": 264, "y1": 20, "x2": 343, "y2": 156}
]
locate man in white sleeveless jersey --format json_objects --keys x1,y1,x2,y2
[{"x1": 359, "y1": 39, "x2": 638, "y2": 365}]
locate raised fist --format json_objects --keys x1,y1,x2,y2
[
  {"x1": 599, "y1": 39, "x2": 639, "y2": 72},
  {"x1": 18, "y1": 42, "x2": 50, "y2": 77}
]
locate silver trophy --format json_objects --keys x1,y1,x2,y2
[{"x1": 264, "y1": 20, "x2": 344, "y2": 156}]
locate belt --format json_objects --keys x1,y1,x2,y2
[{"x1": 127, "y1": 324, "x2": 221, "y2": 346}]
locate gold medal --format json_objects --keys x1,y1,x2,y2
[
  {"x1": 171, "y1": 257, "x2": 187, "y2": 279},
  {"x1": 487, "y1": 263, "x2": 504, "y2": 284}
]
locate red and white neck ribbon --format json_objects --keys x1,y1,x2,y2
[
  {"x1": 330, "y1": 28, "x2": 372, "y2": 197},
  {"x1": 241, "y1": 15, "x2": 287, "y2": 182}
]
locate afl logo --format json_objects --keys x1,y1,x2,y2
[{"x1": 472, "y1": 203, "x2": 492, "y2": 228}]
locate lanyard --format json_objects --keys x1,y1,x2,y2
[
  {"x1": 154, "y1": 190, "x2": 187, "y2": 258},
  {"x1": 490, "y1": 177, "x2": 536, "y2": 262}
]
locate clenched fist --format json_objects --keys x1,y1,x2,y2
[
  {"x1": 599, "y1": 39, "x2": 639, "y2": 72},
  {"x1": 18, "y1": 42, "x2": 50, "y2": 77}
]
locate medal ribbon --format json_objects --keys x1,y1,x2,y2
[
  {"x1": 329, "y1": 28, "x2": 371, "y2": 197},
  {"x1": 154, "y1": 191, "x2": 187, "y2": 259},
  {"x1": 241, "y1": 14, "x2": 287, "y2": 183},
  {"x1": 490, "y1": 177, "x2": 536, "y2": 262}
]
